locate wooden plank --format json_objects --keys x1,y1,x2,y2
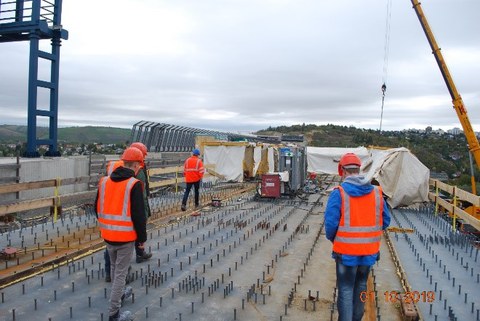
[
  {"x1": 0, "y1": 175, "x2": 98, "y2": 195},
  {"x1": 148, "y1": 166, "x2": 182, "y2": 176},
  {"x1": 0, "y1": 198, "x2": 54, "y2": 216},
  {"x1": 455, "y1": 188, "x2": 480, "y2": 206},
  {"x1": 0, "y1": 180, "x2": 56, "y2": 194},
  {"x1": 429, "y1": 192, "x2": 480, "y2": 231},
  {"x1": 0, "y1": 190, "x2": 97, "y2": 216},
  {"x1": 429, "y1": 179, "x2": 454, "y2": 194},
  {"x1": 150, "y1": 178, "x2": 183, "y2": 188},
  {"x1": 430, "y1": 179, "x2": 479, "y2": 205},
  {"x1": 205, "y1": 168, "x2": 226, "y2": 180}
]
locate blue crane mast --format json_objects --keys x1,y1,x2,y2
[{"x1": 0, "y1": 0, "x2": 68, "y2": 157}]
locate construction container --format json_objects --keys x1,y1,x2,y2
[{"x1": 261, "y1": 174, "x2": 281, "y2": 198}]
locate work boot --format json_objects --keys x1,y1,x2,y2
[
  {"x1": 136, "y1": 251, "x2": 152, "y2": 263},
  {"x1": 109, "y1": 310, "x2": 134, "y2": 321},
  {"x1": 181, "y1": 204, "x2": 186, "y2": 211},
  {"x1": 105, "y1": 273, "x2": 111, "y2": 283},
  {"x1": 121, "y1": 286, "x2": 133, "y2": 305}
]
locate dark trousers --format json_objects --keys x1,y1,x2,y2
[
  {"x1": 182, "y1": 181, "x2": 200, "y2": 206},
  {"x1": 135, "y1": 240, "x2": 145, "y2": 256},
  {"x1": 104, "y1": 248, "x2": 110, "y2": 275}
]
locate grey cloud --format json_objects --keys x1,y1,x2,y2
[{"x1": 0, "y1": 0, "x2": 479, "y2": 133}]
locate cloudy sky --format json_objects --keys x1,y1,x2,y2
[{"x1": 1, "y1": 0, "x2": 479, "y2": 134}]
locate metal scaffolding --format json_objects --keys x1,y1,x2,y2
[{"x1": 130, "y1": 121, "x2": 257, "y2": 152}]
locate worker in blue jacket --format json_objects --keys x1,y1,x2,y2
[{"x1": 325, "y1": 153, "x2": 391, "y2": 321}]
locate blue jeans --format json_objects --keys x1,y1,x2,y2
[
  {"x1": 336, "y1": 259, "x2": 371, "y2": 321},
  {"x1": 182, "y1": 181, "x2": 200, "y2": 206}
]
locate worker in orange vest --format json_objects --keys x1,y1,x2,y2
[
  {"x1": 104, "y1": 143, "x2": 152, "y2": 276},
  {"x1": 181, "y1": 148, "x2": 205, "y2": 211},
  {"x1": 106, "y1": 159, "x2": 123, "y2": 176},
  {"x1": 104, "y1": 158, "x2": 125, "y2": 282},
  {"x1": 325, "y1": 153, "x2": 390, "y2": 321},
  {"x1": 95, "y1": 147, "x2": 147, "y2": 321}
]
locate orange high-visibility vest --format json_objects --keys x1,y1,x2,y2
[
  {"x1": 96, "y1": 176, "x2": 138, "y2": 242},
  {"x1": 184, "y1": 156, "x2": 204, "y2": 183},
  {"x1": 333, "y1": 186, "x2": 383, "y2": 256},
  {"x1": 106, "y1": 160, "x2": 124, "y2": 176}
]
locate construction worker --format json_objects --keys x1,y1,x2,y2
[
  {"x1": 104, "y1": 143, "x2": 152, "y2": 279},
  {"x1": 104, "y1": 156, "x2": 124, "y2": 282},
  {"x1": 325, "y1": 153, "x2": 390, "y2": 321},
  {"x1": 181, "y1": 148, "x2": 205, "y2": 211},
  {"x1": 104, "y1": 158, "x2": 125, "y2": 281},
  {"x1": 129, "y1": 142, "x2": 153, "y2": 263},
  {"x1": 95, "y1": 147, "x2": 147, "y2": 321},
  {"x1": 106, "y1": 158, "x2": 123, "y2": 176}
]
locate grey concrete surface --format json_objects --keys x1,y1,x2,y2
[
  {"x1": 3, "y1": 193, "x2": 472, "y2": 321},
  {"x1": 391, "y1": 207, "x2": 479, "y2": 321}
]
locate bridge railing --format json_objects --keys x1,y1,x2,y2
[
  {"x1": 0, "y1": 162, "x2": 218, "y2": 218},
  {"x1": 0, "y1": 0, "x2": 56, "y2": 25},
  {"x1": 428, "y1": 178, "x2": 480, "y2": 231}
]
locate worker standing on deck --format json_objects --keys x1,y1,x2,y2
[
  {"x1": 103, "y1": 143, "x2": 152, "y2": 282},
  {"x1": 181, "y1": 148, "x2": 205, "y2": 211},
  {"x1": 95, "y1": 147, "x2": 147, "y2": 321},
  {"x1": 129, "y1": 142, "x2": 153, "y2": 263},
  {"x1": 325, "y1": 153, "x2": 390, "y2": 321}
]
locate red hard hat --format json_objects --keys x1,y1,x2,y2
[
  {"x1": 130, "y1": 142, "x2": 148, "y2": 157},
  {"x1": 338, "y1": 153, "x2": 361, "y2": 176},
  {"x1": 121, "y1": 147, "x2": 144, "y2": 162}
]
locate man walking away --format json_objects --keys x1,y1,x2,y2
[
  {"x1": 130, "y1": 142, "x2": 153, "y2": 263},
  {"x1": 325, "y1": 153, "x2": 390, "y2": 321},
  {"x1": 181, "y1": 148, "x2": 205, "y2": 211},
  {"x1": 104, "y1": 143, "x2": 152, "y2": 279},
  {"x1": 96, "y1": 147, "x2": 147, "y2": 321}
]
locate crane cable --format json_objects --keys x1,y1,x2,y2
[{"x1": 380, "y1": 0, "x2": 393, "y2": 132}]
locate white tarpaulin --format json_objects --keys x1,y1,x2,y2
[
  {"x1": 253, "y1": 146, "x2": 262, "y2": 176},
  {"x1": 204, "y1": 145, "x2": 246, "y2": 182},
  {"x1": 306, "y1": 146, "x2": 370, "y2": 175},
  {"x1": 268, "y1": 147, "x2": 275, "y2": 173},
  {"x1": 306, "y1": 146, "x2": 430, "y2": 208},
  {"x1": 362, "y1": 147, "x2": 430, "y2": 208}
]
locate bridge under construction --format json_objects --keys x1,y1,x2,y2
[
  {"x1": 0, "y1": 1, "x2": 479, "y2": 319},
  {"x1": 0, "y1": 149, "x2": 479, "y2": 321}
]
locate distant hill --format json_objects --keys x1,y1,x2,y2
[
  {"x1": 256, "y1": 123, "x2": 479, "y2": 192},
  {"x1": 0, "y1": 125, "x2": 131, "y2": 144}
]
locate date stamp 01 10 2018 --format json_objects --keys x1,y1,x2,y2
[{"x1": 360, "y1": 291, "x2": 436, "y2": 304}]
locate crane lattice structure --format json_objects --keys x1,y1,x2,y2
[{"x1": 0, "y1": 0, "x2": 68, "y2": 157}]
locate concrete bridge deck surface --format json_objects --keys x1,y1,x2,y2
[{"x1": 0, "y1": 191, "x2": 475, "y2": 321}]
